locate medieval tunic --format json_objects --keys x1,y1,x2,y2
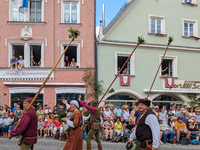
[
  {"x1": 129, "y1": 110, "x2": 160, "y2": 148},
  {"x1": 10, "y1": 109, "x2": 37, "y2": 145},
  {"x1": 63, "y1": 111, "x2": 83, "y2": 150},
  {"x1": 80, "y1": 100, "x2": 102, "y2": 146}
]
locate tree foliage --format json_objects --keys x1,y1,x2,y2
[
  {"x1": 187, "y1": 93, "x2": 200, "y2": 107},
  {"x1": 82, "y1": 68, "x2": 104, "y2": 99}
]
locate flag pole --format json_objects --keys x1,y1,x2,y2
[{"x1": 146, "y1": 37, "x2": 173, "y2": 99}]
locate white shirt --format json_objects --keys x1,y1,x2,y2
[
  {"x1": 129, "y1": 114, "x2": 160, "y2": 148},
  {"x1": 18, "y1": 59, "x2": 24, "y2": 64},
  {"x1": 44, "y1": 109, "x2": 52, "y2": 114},
  {"x1": 3, "y1": 117, "x2": 11, "y2": 126},
  {"x1": 172, "y1": 110, "x2": 176, "y2": 114},
  {"x1": 104, "y1": 110, "x2": 112, "y2": 118},
  {"x1": 123, "y1": 110, "x2": 130, "y2": 122}
]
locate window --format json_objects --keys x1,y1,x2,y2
[
  {"x1": 30, "y1": 1, "x2": 42, "y2": 22},
  {"x1": 62, "y1": 44, "x2": 80, "y2": 68},
  {"x1": 11, "y1": 93, "x2": 43, "y2": 109},
  {"x1": 10, "y1": 44, "x2": 43, "y2": 67},
  {"x1": 115, "y1": 53, "x2": 135, "y2": 75},
  {"x1": 160, "y1": 55, "x2": 177, "y2": 77},
  {"x1": 182, "y1": 20, "x2": 198, "y2": 37},
  {"x1": 117, "y1": 56, "x2": 130, "y2": 74},
  {"x1": 10, "y1": 0, "x2": 43, "y2": 22},
  {"x1": 12, "y1": 45, "x2": 24, "y2": 59},
  {"x1": 149, "y1": 15, "x2": 165, "y2": 34},
  {"x1": 56, "y1": 93, "x2": 85, "y2": 105},
  {"x1": 184, "y1": 23, "x2": 194, "y2": 37},
  {"x1": 151, "y1": 19, "x2": 162, "y2": 34},
  {"x1": 30, "y1": 45, "x2": 41, "y2": 67},
  {"x1": 11, "y1": 1, "x2": 25, "y2": 21},
  {"x1": 185, "y1": 0, "x2": 193, "y2": 3},
  {"x1": 64, "y1": 46, "x2": 78, "y2": 67},
  {"x1": 62, "y1": 1, "x2": 80, "y2": 23}
]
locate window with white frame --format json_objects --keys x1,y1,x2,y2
[
  {"x1": 183, "y1": 20, "x2": 198, "y2": 37},
  {"x1": 160, "y1": 56, "x2": 177, "y2": 77},
  {"x1": 30, "y1": 1, "x2": 42, "y2": 22},
  {"x1": 149, "y1": 16, "x2": 165, "y2": 34},
  {"x1": 62, "y1": 0, "x2": 80, "y2": 23},
  {"x1": 11, "y1": 1, "x2": 25, "y2": 21},
  {"x1": 10, "y1": 44, "x2": 42, "y2": 67},
  {"x1": 115, "y1": 53, "x2": 135, "y2": 75},
  {"x1": 10, "y1": 0, "x2": 43, "y2": 22},
  {"x1": 62, "y1": 44, "x2": 80, "y2": 68}
]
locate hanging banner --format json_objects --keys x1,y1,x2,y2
[{"x1": 120, "y1": 75, "x2": 130, "y2": 86}]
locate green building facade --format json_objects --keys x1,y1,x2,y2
[{"x1": 97, "y1": 0, "x2": 200, "y2": 108}]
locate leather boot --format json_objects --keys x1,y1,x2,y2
[
  {"x1": 98, "y1": 144, "x2": 103, "y2": 150},
  {"x1": 87, "y1": 144, "x2": 92, "y2": 150}
]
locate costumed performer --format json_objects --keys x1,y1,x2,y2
[
  {"x1": 61, "y1": 100, "x2": 83, "y2": 150},
  {"x1": 128, "y1": 98, "x2": 160, "y2": 150},
  {"x1": 8, "y1": 98, "x2": 37, "y2": 150},
  {"x1": 79, "y1": 98, "x2": 102, "y2": 150}
]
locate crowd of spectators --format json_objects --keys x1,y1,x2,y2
[{"x1": 0, "y1": 100, "x2": 200, "y2": 145}]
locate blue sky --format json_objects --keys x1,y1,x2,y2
[{"x1": 96, "y1": 0, "x2": 128, "y2": 27}]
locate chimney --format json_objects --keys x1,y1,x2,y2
[
  {"x1": 102, "y1": 3, "x2": 105, "y2": 30},
  {"x1": 128, "y1": 0, "x2": 132, "y2": 3}
]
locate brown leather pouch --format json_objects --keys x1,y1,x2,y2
[{"x1": 145, "y1": 139, "x2": 152, "y2": 150}]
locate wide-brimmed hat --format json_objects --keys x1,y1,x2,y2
[
  {"x1": 54, "y1": 115, "x2": 58, "y2": 118},
  {"x1": 172, "y1": 116, "x2": 177, "y2": 120},
  {"x1": 158, "y1": 117, "x2": 163, "y2": 121},
  {"x1": 138, "y1": 98, "x2": 151, "y2": 106}
]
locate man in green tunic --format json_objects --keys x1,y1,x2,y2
[{"x1": 79, "y1": 99, "x2": 102, "y2": 150}]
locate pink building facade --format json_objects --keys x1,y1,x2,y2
[{"x1": 0, "y1": 0, "x2": 95, "y2": 108}]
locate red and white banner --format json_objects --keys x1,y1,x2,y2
[
  {"x1": 120, "y1": 76, "x2": 130, "y2": 86},
  {"x1": 165, "y1": 78, "x2": 174, "y2": 88}
]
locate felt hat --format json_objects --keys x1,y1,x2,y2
[
  {"x1": 45, "y1": 119, "x2": 48, "y2": 122},
  {"x1": 24, "y1": 97, "x2": 34, "y2": 105},
  {"x1": 124, "y1": 105, "x2": 129, "y2": 109},
  {"x1": 158, "y1": 117, "x2": 163, "y2": 121},
  {"x1": 188, "y1": 119, "x2": 193, "y2": 122},
  {"x1": 138, "y1": 98, "x2": 151, "y2": 106}
]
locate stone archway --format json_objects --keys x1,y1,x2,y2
[
  {"x1": 150, "y1": 93, "x2": 189, "y2": 108},
  {"x1": 98, "y1": 89, "x2": 143, "y2": 106}
]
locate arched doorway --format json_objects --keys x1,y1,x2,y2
[
  {"x1": 152, "y1": 95, "x2": 183, "y2": 109},
  {"x1": 105, "y1": 93, "x2": 138, "y2": 109}
]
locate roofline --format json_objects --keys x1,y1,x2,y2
[{"x1": 102, "y1": 0, "x2": 138, "y2": 38}]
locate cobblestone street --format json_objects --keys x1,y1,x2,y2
[{"x1": 0, "y1": 138, "x2": 200, "y2": 150}]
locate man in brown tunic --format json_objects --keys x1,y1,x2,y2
[{"x1": 62, "y1": 100, "x2": 83, "y2": 150}]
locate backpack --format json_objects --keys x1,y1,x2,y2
[{"x1": 179, "y1": 137, "x2": 189, "y2": 145}]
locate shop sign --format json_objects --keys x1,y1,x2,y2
[
  {"x1": 120, "y1": 75, "x2": 130, "y2": 86},
  {"x1": 163, "y1": 80, "x2": 200, "y2": 90},
  {"x1": 0, "y1": 68, "x2": 54, "y2": 81}
]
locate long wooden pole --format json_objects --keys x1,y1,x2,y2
[
  {"x1": 97, "y1": 43, "x2": 140, "y2": 106},
  {"x1": 146, "y1": 43, "x2": 170, "y2": 99},
  {"x1": 15, "y1": 36, "x2": 76, "y2": 128}
]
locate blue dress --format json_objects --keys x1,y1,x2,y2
[{"x1": 159, "y1": 112, "x2": 167, "y2": 123}]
